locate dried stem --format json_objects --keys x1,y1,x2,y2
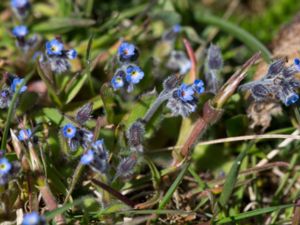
[
  {"x1": 39, "y1": 179, "x2": 66, "y2": 224},
  {"x1": 91, "y1": 179, "x2": 136, "y2": 208},
  {"x1": 175, "y1": 52, "x2": 261, "y2": 162}
]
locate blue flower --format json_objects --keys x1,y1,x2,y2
[
  {"x1": 193, "y1": 79, "x2": 205, "y2": 94},
  {"x1": 66, "y1": 49, "x2": 77, "y2": 60},
  {"x1": 92, "y1": 139, "x2": 104, "y2": 148},
  {"x1": 172, "y1": 24, "x2": 181, "y2": 33},
  {"x1": 111, "y1": 70, "x2": 125, "y2": 90},
  {"x1": 125, "y1": 65, "x2": 144, "y2": 84},
  {"x1": 46, "y1": 39, "x2": 64, "y2": 56},
  {"x1": 12, "y1": 25, "x2": 28, "y2": 38},
  {"x1": 62, "y1": 124, "x2": 76, "y2": 139},
  {"x1": 18, "y1": 129, "x2": 32, "y2": 141},
  {"x1": 294, "y1": 58, "x2": 300, "y2": 71},
  {"x1": 0, "y1": 158, "x2": 12, "y2": 176},
  {"x1": 11, "y1": 78, "x2": 27, "y2": 93},
  {"x1": 118, "y1": 42, "x2": 136, "y2": 60},
  {"x1": 80, "y1": 149, "x2": 94, "y2": 165},
  {"x1": 177, "y1": 84, "x2": 195, "y2": 102},
  {"x1": 11, "y1": 0, "x2": 29, "y2": 8},
  {"x1": 285, "y1": 93, "x2": 299, "y2": 106},
  {"x1": 22, "y1": 212, "x2": 45, "y2": 225}
]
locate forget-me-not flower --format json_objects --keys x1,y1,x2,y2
[
  {"x1": 18, "y1": 129, "x2": 32, "y2": 141},
  {"x1": 118, "y1": 42, "x2": 136, "y2": 60},
  {"x1": 11, "y1": 78, "x2": 27, "y2": 93},
  {"x1": 125, "y1": 65, "x2": 144, "y2": 84},
  {"x1": 62, "y1": 124, "x2": 77, "y2": 139},
  {"x1": 46, "y1": 39, "x2": 64, "y2": 56},
  {"x1": 0, "y1": 157, "x2": 12, "y2": 176},
  {"x1": 22, "y1": 211, "x2": 46, "y2": 225},
  {"x1": 12, "y1": 25, "x2": 28, "y2": 38},
  {"x1": 177, "y1": 84, "x2": 195, "y2": 102}
]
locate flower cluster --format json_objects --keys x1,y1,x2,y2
[
  {"x1": 204, "y1": 44, "x2": 223, "y2": 94},
  {"x1": 22, "y1": 211, "x2": 46, "y2": 225},
  {"x1": 62, "y1": 123, "x2": 93, "y2": 151},
  {"x1": 166, "y1": 79, "x2": 205, "y2": 117},
  {"x1": 41, "y1": 38, "x2": 77, "y2": 74},
  {"x1": 12, "y1": 25, "x2": 37, "y2": 53},
  {"x1": 111, "y1": 42, "x2": 144, "y2": 92},
  {"x1": 11, "y1": 0, "x2": 30, "y2": 20},
  {"x1": 239, "y1": 58, "x2": 300, "y2": 106},
  {"x1": 0, "y1": 73, "x2": 27, "y2": 109},
  {"x1": 80, "y1": 139, "x2": 109, "y2": 173}
]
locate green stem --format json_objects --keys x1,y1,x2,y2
[
  {"x1": 63, "y1": 164, "x2": 84, "y2": 204},
  {"x1": 1, "y1": 71, "x2": 34, "y2": 150}
]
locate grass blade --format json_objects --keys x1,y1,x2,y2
[
  {"x1": 216, "y1": 204, "x2": 294, "y2": 224},
  {"x1": 1, "y1": 71, "x2": 34, "y2": 150},
  {"x1": 218, "y1": 143, "x2": 252, "y2": 208},
  {"x1": 158, "y1": 161, "x2": 190, "y2": 209},
  {"x1": 194, "y1": 12, "x2": 271, "y2": 62}
]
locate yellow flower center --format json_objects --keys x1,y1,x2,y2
[{"x1": 0, "y1": 164, "x2": 5, "y2": 170}]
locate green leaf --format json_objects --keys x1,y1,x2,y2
[
  {"x1": 216, "y1": 204, "x2": 294, "y2": 224},
  {"x1": 36, "y1": 60, "x2": 63, "y2": 107},
  {"x1": 123, "y1": 92, "x2": 157, "y2": 128},
  {"x1": 218, "y1": 143, "x2": 252, "y2": 208},
  {"x1": 42, "y1": 108, "x2": 72, "y2": 126},
  {"x1": 33, "y1": 18, "x2": 96, "y2": 33},
  {"x1": 45, "y1": 196, "x2": 94, "y2": 220},
  {"x1": 64, "y1": 73, "x2": 88, "y2": 104}
]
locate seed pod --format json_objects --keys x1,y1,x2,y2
[
  {"x1": 115, "y1": 155, "x2": 137, "y2": 180},
  {"x1": 250, "y1": 84, "x2": 271, "y2": 101},
  {"x1": 76, "y1": 103, "x2": 93, "y2": 124},
  {"x1": 163, "y1": 74, "x2": 180, "y2": 91},
  {"x1": 207, "y1": 44, "x2": 223, "y2": 70},
  {"x1": 267, "y1": 59, "x2": 285, "y2": 76},
  {"x1": 127, "y1": 121, "x2": 145, "y2": 153}
]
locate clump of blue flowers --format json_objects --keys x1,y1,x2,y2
[
  {"x1": 12, "y1": 25, "x2": 37, "y2": 53},
  {"x1": 111, "y1": 42, "x2": 145, "y2": 92},
  {"x1": 41, "y1": 38, "x2": 77, "y2": 74},
  {"x1": 62, "y1": 123, "x2": 93, "y2": 151},
  {"x1": 22, "y1": 211, "x2": 46, "y2": 225},
  {"x1": 166, "y1": 79, "x2": 205, "y2": 117},
  {"x1": 0, "y1": 73, "x2": 27, "y2": 109},
  {"x1": 80, "y1": 139, "x2": 109, "y2": 173},
  {"x1": 239, "y1": 58, "x2": 300, "y2": 106}
]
